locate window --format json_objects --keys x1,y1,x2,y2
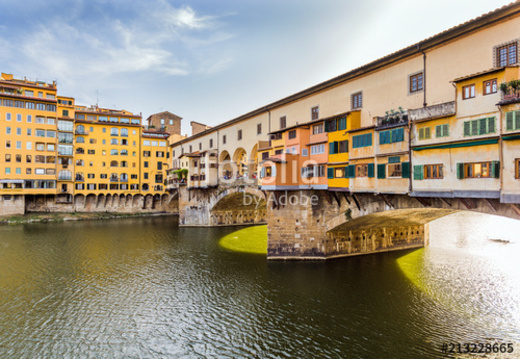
[
  {"x1": 351, "y1": 92, "x2": 362, "y2": 109},
  {"x1": 379, "y1": 128, "x2": 404, "y2": 144},
  {"x1": 16, "y1": 141, "x2": 21, "y2": 149},
  {"x1": 156, "y1": 151, "x2": 164, "y2": 158},
  {"x1": 352, "y1": 133, "x2": 372, "y2": 148},
  {"x1": 515, "y1": 158, "x2": 520, "y2": 179},
  {"x1": 62, "y1": 110, "x2": 69, "y2": 117},
  {"x1": 460, "y1": 161, "x2": 498, "y2": 179},
  {"x1": 199, "y1": 143, "x2": 202, "y2": 150},
  {"x1": 222, "y1": 135, "x2": 226, "y2": 144},
  {"x1": 338, "y1": 117, "x2": 347, "y2": 131},
  {"x1": 333, "y1": 167, "x2": 344, "y2": 178},
  {"x1": 26, "y1": 155, "x2": 31, "y2": 163},
  {"x1": 144, "y1": 161, "x2": 149, "y2": 168},
  {"x1": 462, "y1": 84, "x2": 475, "y2": 99},
  {"x1": 409, "y1": 72, "x2": 424, "y2": 93},
  {"x1": 237, "y1": 129, "x2": 242, "y2": 140},
  {"x1": 313, "y1": 123, "x2": 324, "y2": 134},
  {"x1": 121, "y1": 128, "x2": 128, "y2": 137},
  {"x1": 302, "y1": 148, "x2": 308, "y2": 156},
  {"x1": 87, "y1": 174, "x2": 95, "y2": 179},
  {"x1": 15, "y1": 154, "x2": 21, "y2": 163},
  {"x1": 5, "y1": 140, "x2": 11, "y2": 148},
  {"x1": 5, "y1": 154, "x2": 10, "y2": 162},
  {"x1": 280, "y1": 116, "x2": 286, "y2": 129},
  {"x1": 435, "y1": 124, "x2": 449, "y2": 137},
  {"x1": 26, "y1": 142, "x2": 32, "y2": 150},
  {"x1": 418, "y1": 127, "x2": 431, "y2": 140},
  {"x1": 388, "y1": 163, "x2": 402, "y2": 178},
  {"x1": 143, "y1": 151, "x2": 151, "y2": 157},
  {"x1": 110, "y1": 149, "x2": 118, "y2": 155},
  {"x1": 16, "y1": 114, "x2": 22, "y2": 122},
  {"x1": 27, "y1": 115, "x2": 32, "y2": 123},
  {"x1": 209, "y1": 139, "x2": 213, "y2": 148},
  {"x1": 463, "y1": 117, "x2": 495, "y2": 136},
  {"x1": 88, "y1": 149, "x2": 95, "y2": 154},
  {"x1": 356, "y1": 164, "x2": 369, "y2": 177},
  {"x1": 6, "y1": 127, "x2": 11, "y2": 135},
  {"x1": 496, "y1": 42, "x2": 517, "y2": 67},
  {"x1": 5, "y1": 168, "x2": 10, "y2": 174},
  {"x1": 311, "y1": 106, "x2": 319, "y2": 121},
  {"x1": 483, "y1": 79, "x2": 497, "y2": 95},
  {"x1": 424, "y1": 164, "x2": 443, "y2": 179},
  {"x1": 257, "y1": 123, "x2": 262, "y2": 134},
  {"x1": 111, "y1": 128, "x2": 118, "y2": 136},
  {"x1": 325, "y1": 119, "x2": 337, "y2": 132},
  {"x1": 505, "y1": 110, "x2": 520, "y2": 131},
  {"x1": 288, "y1": 130, "x2": 296, "y2": 139},
  {"x1": 111, "y1": 139, "x2": 118, "y2": 145}
]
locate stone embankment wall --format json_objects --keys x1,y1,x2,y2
[
  {"x1": 0, "y1": 195, "x2": 25, "y2": 216},
  {"x1": 19, "y1": 194, "x2": 179, "y2": 214}
]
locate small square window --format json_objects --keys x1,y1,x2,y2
[
  {"x1": 462, "y1": 84, "x2": 475, "y2": 100},
  {"x1": 351, "y1": 92, "x2": 362, "y2": 109},
  {"x1": 483, "y1": 79, "x2": 497, "y2": 95},
  {"x1": 409, "y1": 72, "x2": 423, "y2": 93}
]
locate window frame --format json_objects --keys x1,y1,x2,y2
[
  {"x1": 409, "y1": 72, "x2": 424, "y2": 94},
  {"x1": 462, "y1": 84, "x2": 475, "y2": 100},
  {"x1": 483, "y1": 78, "x2": 497, "y2": 95},
  {"x1": 351, "y1": 92, "x2": 363, "y2": 110}
]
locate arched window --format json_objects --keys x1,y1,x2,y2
[
  {"x1": 76, "y1": 147, "x2": 84, "y2": 154},
  {"x1": 120, "y1": 161, "x2": 128, "y2": 168},
  {"x1": 75, "y1": 172, "x2": 84, "y2": 181},
  {"x1": 142, "y1": 183, "x2": 149, "y2": 191},
  {"x1": 120, "y1": 173, "x2": 128, "y2": 182},
  {"x1": 121, "y1": 128, "x2": 128, "y2": 137},
  {"x1": 75, "y1": 159, "x2": 84, "y2": 166},
  {"x1": 76, "y1": 125, "x2": 85, "y2": 134},
  {"x1": 110, "y1": 149, "x2": 118, "y2": 155},
  {"x1": 110, "y1": 160, "x2": 118, "y2": 167},
  {"x1": 120, "y1": 149, "x2": 128, "y2": 156},
  {"x1": 76, "y1": 137, "x2": 85, "y2": 143},
  {"x1": 110, "y1": 138, "x2": 118, "y2": 145},
  {"x1": 111, "y1": 127, "x2": 118, "y2": 136},
  {"x1": 110, "y1": 173, "x2": 118, "y2": 181}
]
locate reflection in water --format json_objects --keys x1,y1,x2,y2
[{"x1": 0, "y1": 213, "x2": 519, "y2": 358}]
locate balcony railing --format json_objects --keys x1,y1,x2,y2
[
  {"x1": 110, "y1": 177, "x2": 119, "y2": 182},
  {"x1": 408, "y1": 102, "x2": 456, "y2": 122},
  {"x1": 75, "y1": 130, "x2": 89, "y2": 135}
]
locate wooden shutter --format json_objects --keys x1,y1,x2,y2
[
  {"x1": 327, "y1": 167, "x2": 334, "y2": 179},
  {"x1": 377, "y1": 164, "x2": 386, "y2": 179},
  {"x1": 413, "y1": 165, "x2": 423, "y2": 180},
  {"x1": 401, "y1": 162, "x2": 410, "y2": 178},
  {"x1": 457, "y1": 163, "x2": 464, "y2": 179},
  {"x1": 515, "y1": 111, "x2": 520, "y2": 130},
  {"x1": 425, "y1": 127, "x2": 431, "y2": 139},
  {"x1": 463, "y1": 122, "x2": 470, "y2": 136},
  {"x1": 346, "y1": 165, "x2": 355, "y2": 178},
  {"x1": 419, "y1": 128, "x2": 424, "y2": 140},
  {"x1": 436, "y1": 125, "x2": 441, "y2": 138},
  {"x1": 471, "y1": 120, "x2": 479, "y2": 136},
  {"x1": 488, "y1": 117, "x2": 495, "y2": 134},
  {"x1": 491, "y1": 161, "x2": 500, "y2": 178},
  {"x1": 506, "y1": 111, "x2": 514, "y2": 131},
  {"x1": 367, "y1": 163, "x2": 375, "y2": 178}
]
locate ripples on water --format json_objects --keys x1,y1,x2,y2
[{"x1": 0, "y1": 213, "x2": 519, "y2": 358}]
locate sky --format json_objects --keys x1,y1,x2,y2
[{"x1": 0, "y1": 0, "x2": 515, "y2": 135}]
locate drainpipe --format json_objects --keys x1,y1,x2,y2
[
  {"x1": 418, "y1": 45, "x2": 427, "y2": 107},
  {"x1": 408, "y1": 115, "x2": 413, "y2": 193},
  {"x1": 496, "y1": 104, "x2": 504, "y2": 196}
]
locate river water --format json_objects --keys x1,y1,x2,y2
[{"x1": 0, "y1": 212, "x2": 519, "y2": 358}]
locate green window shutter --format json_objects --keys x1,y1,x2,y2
[
  {"x1": 471, "y1": 120, "x2": 479, "y2": 136},
  {"x1": 368, "y1": 134, "x2": 372, "y2": 146},
  {"x1": 388, "y1": 156, "x2": 400, "y2": 163},
  {"x1": 329, "y1": 142, "x2": 335, "y2": 154},
  {"x1": 334, "y1": 141, "x2": 339, "y2": 154},
  {"x1": 515, "y1": 111, "x2": 520, "y2": 130},
  {"x1": 488, "y1": 117, "x2": 495, "y2": 134},
  {"x1": 479, "y1": 118, "x2": 487, "y2": 135},
  {"x1": 444, "y1": 124, "x2": 449, "y2": 137},
  {"x1": 379, "y1": 132, "x2": 384, "y2": 145},
  {"x1": 463, "y1": 122, "x2": 470, "y2": 137},
  {"x1": 401, "y1": 162, "x2": 410, "y2": 178},
  {"x1": 457, "y1": 163, "x2": 464, "y2": 179},
  {"x1": 398, "y1": 128, "x2": 404, "y2": 142},
  {"x1": 324, "y1": 121, "x2": 330, "y2": 132},
  {"x1": 491, "y1": 161, "x2": 500, "y2": 178},
  {"x1": 435, "y1": 125, "x2": 441, "y2": 137},
  {"x1": 419, "y1": 128, "x2": 424, "y2": 140},
  {"x1": 347, "y1": 165, "x2": 356, "y2": 178},
  {"x1": 367, "y1": 163, "x2": 375, "y2": 178},
  {"x1": 377, "y1": 163, "x2": 386, "y2": 179},
  {"x1": 338, "y1": 117, "x2": 346, "y2": 131},
  {"x1": 506, "y1": 111, "x2": 514, "y2": 131},
  {"x1": 413, "y1": 165, "x2": 423, "y2": 180},
  {"x1": 425, "y1": 127, "x2": 431, "y2": 139},
  {"x1": 327, "y1": 167, "x2": 334, "y2": 179},
  {"x1": 343, "y1": 166, "x2": 349, "y2": 178}
]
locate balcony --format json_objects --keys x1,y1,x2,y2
[
  {"x1": 376, "y1": 109, "x2": 409, "y2": 129},
  {"x1": 408, "y1": 102, "x2": 456, "y2": 122},
  {"x1": 110, "y1": 177, "x2": 119, "y2": 182},
  {"x1": 498, "y1": 81, "x2": 520, "y2": 105}
]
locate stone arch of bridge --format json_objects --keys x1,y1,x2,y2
[
  {"x1": 209, "y1": 186, "x2": 267, "y2": 226},
  {"x1": 324, "y1": 193, "x2": 520, "y2": 233},
  {"x1": 232, "y1": 147, "x2": 248, "y2": 177}
]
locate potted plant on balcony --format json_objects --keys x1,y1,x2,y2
[{"x1": 500, "y1": 82, "x2": 509, "y2": 95}]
